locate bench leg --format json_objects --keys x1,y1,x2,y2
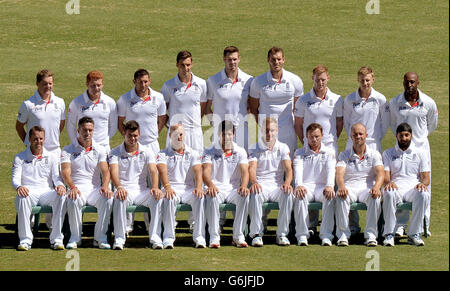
[{"x1": 33, "y1": 213, "x2": 41, "y2": 233}]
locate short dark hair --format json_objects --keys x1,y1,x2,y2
[
  {"x1": 29, "y1": 125, "x2": 45, "y2": 139},
  {"x1": 134, "y1": 68, "x2": 150, "y2": 80},
  {"x1": 78, "y1": 116, "x2": 94, "y2": 128},
  {"x1": 218, "y1": 120, "x2": 235, "y2": 135},
  {"x1": 223, "y1": 46, "x2": 239, "y2": 57},
  {"x1": 36, "y1": 69, "x2": 53, "y2": 83},
  {"x1": 124, "y1": 120, "x2": 140, "y2": 132},
  {"x1": 306, "y1": 122, "x2": 323, "y2": 134},
  {"x1": 176, "y1": 51, "x2": 192, "y2": 63},
  {"x1": 267, "y1": 46, "x2": 284, "y2": 59},
  {"x1": 396, "y1": 122, "x2": 413, "y2": 134}
]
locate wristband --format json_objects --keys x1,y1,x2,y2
[
  {"x1": 116, "y1": 185, "x2": 124, "y2": 190},
  {"x1": 163, "y1": 183, "x2": 171, "y2": 188}
]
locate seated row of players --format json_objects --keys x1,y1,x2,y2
[{"x1": 13, "y1": 116, "x2": 429, "y2": 251}]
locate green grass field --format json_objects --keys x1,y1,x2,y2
[{"x1": 0, "y1": 0, "x2": 448, "y2": 271}]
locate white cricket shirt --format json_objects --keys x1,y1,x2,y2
[
  {"x1": 202, "y1": 142, "x2": 248, "y2": 189},
  {"x1": 343, "y1": 88, "x2": 389, "y2": 143},
  {"x1": 117, "y1": 87, "x2": 166, "y2": 146},
  {"x1": 387, "y1": 89, "x2": 438, "y2": 147},
  {"x1": 17, "y1": 90, "x2": 66, "y2": 151},
  {"x1": 250, "y1": 69, "x2": 303, "y2": 131},
  {"x1": 248, "y1": 140, "x2": 291, "y2": 185},
  {"x1": 336, "y1": 147, "x2": 383, "y2": 189},
  {"x1": 206, "y1": 68, "x2": 253, "y2": 126},
  {"x1": 156, "y1": 145, "x2": 201, "y2": 190},
  {"x1": 161, "y1": 73, "x2": 207, "y2": 129},
  {"x1": 61, "y1": 141, "x2": 107, "y2": 187},
  {"x1": 12, "y1": 147, "x2": 64, "y2": 190},
  {"x1": 293, "y1": 143, "x2": 336, "y2": 187},
  {"x1": 67, "y1": 91, "x2": 118, "y2": 149},
  {"x1": 108, "y1": 142, "x2": 155, "y2": 190},
  {"x1": 382, "y1": 144, "x2": 430, "y2": 187},
  {"x1": 294, "y1": 88, "x2": 344, "y2": 145}
]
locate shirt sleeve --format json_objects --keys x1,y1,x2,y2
[
  {"x1": 157, "y1": 95, "x2": 167, "y2": 116},
  {"x1": 372, "y1": 151, "x2": 384, "y2": 167},
  {"x1": 98, "y1": 147, "x2": 108, "y2": 163},
  {"x1": 146, "y1": 150, "x2": 156, "y2": 165},
  {"x1": 200, "y1": 81, "x2": 208, "y2": 103},
  {"x1": 382, "y1": 150, "x2": 391, "y2": 172},
  {"x1": 108, "y1": 100, "x2": 118, "y2": 139},
  {"x1": 238, "y1": 149, "x2": 248, "y2": 165},
  {"x1": 293, "y1": 76, "x2": 304, "y2": 97},
  {"x1": 292, "y1": 150, "x2": 303, "y2": 187},
  {"x1": 325, "y1": 155, "x2": 336, "y2": 187},
  {"x1": 206, "y1": 78, "x2": 214, "y2": 101},
  {"x1": 379, "y1": 95, "x2": 390, "y2": 139},
  {"x1": 108, "y1": 150, "x2": 119, "y2": 165},
  {"x1": 50, "y1": 155, "x2": 64, "y2": 188},
  {"x1": 388, "y1": 99, "x2": 398, "y2": 136},
  {"x1": 281, "y1": 144, "x2": 291, "y2": 161},
  {"x1": 191, "y1": 150, "x2": 202, "y2": 166},
  {"x1": 156, "y1": 151, "x2": 167, "y2": 165},
  {"x1": 336, "y1": 96, "x2": 344, "y2": 118},
  {"x1": 343, "y1": 95, "x2": 352, "y2": 136},
  {"x1": 59, "y1": 99, "x2": 66, "y2": 121},
  {"x1": 11, "y1": 154, "x2": 23, "y2": 190},
  {"x1": 294, "y1": 97, "x2": 306, "y2": 118},
  {"x1": 67, "y1": 100, "x2": 79, "y2": 146},
  {"x1": 336, "y1": 151, "x2": 347, "y2": 168},
  {"x1": 60, "y1": 148, "x2": 71, "y2": 164},
  {"x1": 160, "y1": 83, "x2": 171, "y2": 103},
  {"x1": 249, "y1": 78, "x2": 261, "y2": 99},
  {"x1": 419, "y1": 150, "x2": 431, "y2": 173},
  {"x1": 202, "y1": 150, "x2": 212, "y2": 164},
  {"x1": 116, "y1": 95, "x2": 127, "y2": 117},
  {"x1": 427, "y1": 100, "x2": 438, "y2": 135},
  {"x1": 17, "y1": 101, "x2": 29, "y2": 124}
]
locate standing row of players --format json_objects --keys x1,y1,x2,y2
[
  {"x1": 14, "y1": 46, "x2": 438, "y2": 250},
  {"x1": 14, "y1": 118, "x2": 429, "y2": 250}
]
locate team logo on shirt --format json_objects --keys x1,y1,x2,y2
[
  {"x1": 72, "y1": 152, "x2": 81, "y2": 159},
  {"x1": 81, "y1": 105, "x2": 90, "y2": 112}
]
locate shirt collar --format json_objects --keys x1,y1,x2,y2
[
  {"x1": 350, "y1": 146, "x2": 368, "y2": 160},
  {"x1": 395, "y1": 143, "x2": 414, "y2": 154},
  {"x1": 400, "y1": 89, "x2": 424, "y2": 106},
  {"x1": 33, "y1": 90, "x2": 55, "y2": 104},
  {"x1": 305, "y1": 142, "x2": 327, "y2": 155},
  {"x1": 310, "y1": 88, "x2": 329, "y2": 101},
  {"x1": 75, "y1": 140, "x2": 100, "y2": 152},
  {"x1": 120, "y1": 142, "x2": 143, "y2": 156},
  {"x1": 176, "y1": 73, "x2": 197, "y2": 87},
  {"x1": 213, "y1": 141, "x2": 237, "y2": 155},
  {"x1": 266, "y1": 69, "x2": 286, "y2": 83},
  {"x1": 220, "y1": 68, "x2": 242, "y2": 83},
  {"x1": 83, "y1": 90, "x2": 104, "y2": 104},
  {"x1": 356, "y1": 88, "x2": 376, "y2": 101},
  {"x1": 131, "y1": 86, "x2": 152, "y2": 101},
  {"x1": 25, "y1": 146, "x2": 48, "y2": 161},
  {"x1": 257, "y1": 139, "x2": 279, "y2": 151}
]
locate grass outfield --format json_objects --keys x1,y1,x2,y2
[{"x1": 0, "y1": 0, "x2": 448, "y2": 271}]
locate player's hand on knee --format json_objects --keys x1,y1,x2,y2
[
  {"x1": 56, "y1": 185, "x2": 66, "y2": 197},
  {"x1": 295, "y1": 186, "x2": 307, "y2": 199},
  {"x1": 193, "y1": 187, "x2": 204, "y2": 199},
  {"x1": 250, "y1": 182, "x2": 262, "y2": 194},
  {"x1": 115, "y1": 186, "x2": 128, "y2": 201},
  {"x1": 68, "y1": 186, "x2": 80, "y2": 200},
  {"x1": 281, "y1": 183, "x2": 293, "y2": 194},
  {"x1": 163, "y1": 187, "x2": 175, "y2": 200},
  {"x1": 238, "y1": 185, "x2": 250, "y2": 197},
  {"x1": 414, "y1": 182, "x2": 428, "y2": 192},
  {"x1": 206, "y1": 184, "x2": 219, "y2": 197},
  {"x1": 384, "y1": 182, "x2": 398, "y2": 192},
  {"x1": 323, "y1": 186, "x2": 335, "y2": 200},
  {"x1": 16, "y1": 186, "x2": 29, "y2": 197},
  {"x1": 337, "y1": 187, "x2": 348, "y2": 199},
  {"x1": 152, "y1": 188, "x2": 164, "y2": 200},
  {"x1": 369, "y1": 187, "x2": 382, "y2": 199}
]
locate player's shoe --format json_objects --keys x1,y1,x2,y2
[
  {"x1": 17, "y1": 242, "x2": 31, "y2": 251},
  {"x1": 232, "y1": 239, "x2": 249, "y2": 248},
  {"x1": 321, "y1": 238, "x2": 332, "y2": 246},
  {"x1": 276, "y1": 236, "x2": 290, "y2": 246},
  {"x1": 51, "y1": 242, "x2": 65, "y2": 250},
  {"x1": 408, "y1": 234, "x2": 425, "y2": 246},
  {"x1": 383, "y1": 234, "x2": 395, "y2": 247},
  {"x1": 209, "y1": 241, "x2": 220, "y2": 249},
  {"x1": 365, "y1": 238, "x2": 378, "y2": 247},
  {"x1": 337, "y1": 235, "x2": 349, "y2": 247},
  {"x1": 395, "y1": 226, "x2": 405, "y2": 237},
  {"x1": 163, "y1": 242, "x2": 174, "y2": 249},
  {"x1": 94, "y1": 241, "x2": 111, "y2": 250},
  {"x1": 251, "y1": 236, "x2": 263, "y2": 247},
  {"x1": 113, "y1": 241, "x2": 124, "y2": 250},
  {"x1": 66, "y1": 241, "x2": 81, "y2": 249},
  {"x1": 151, "y1": 242, "x2": 163, "y2": 250},
  {"x1": 195, "y1": 242, "x2": 206, "y2": 249},
  {"x1": 297, "y1": 236, "x2": 308, "y2": 246}
]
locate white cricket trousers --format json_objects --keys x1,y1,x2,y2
[
  {"x1": 336, "y1": 187, "x2": 381, "y2": 240},
  {"x1": 162, "y1": 187, "x2": 206, "y2": 245},
  {"x1": 113, "y1": 187, "x2": 162, "y2": 245},
  {"x1": 15, "y1": 187, "x2": 66, "y2": 245},
  {"x1": 383, "y1": 186, "x2": 430, "y2": 237},
  {"x1": 248, "y1": 183, "x2": 293, "y2": 238},
  {"x1": 205, "y1": 186, "x2": 249, "y2": 243},
  {"x1": 66, "y1": 185, "x2": 113, "y2": 244},
  {"x1": 293, "y1": 184, "x2": 335, "y2": 240}
]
